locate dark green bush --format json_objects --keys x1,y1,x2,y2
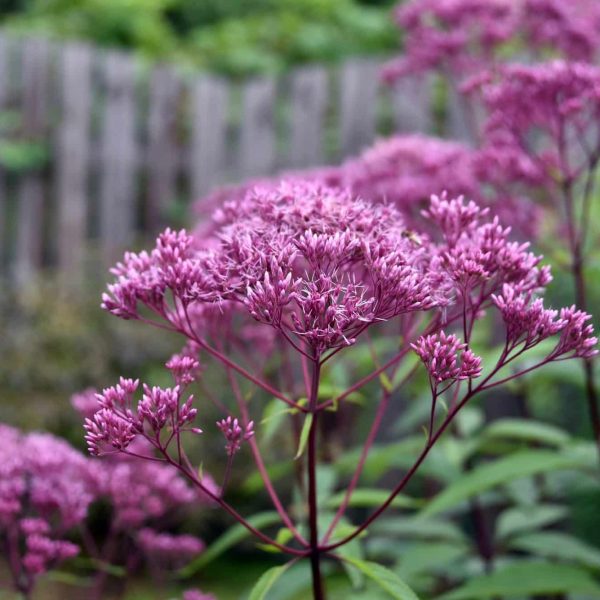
[{"x1": 1, "y1": 0, "x2": 398, "y2": 76}]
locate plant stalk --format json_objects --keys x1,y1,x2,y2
[{"x1": 308, "y1": 358, "x2": 326, "y2": 600}]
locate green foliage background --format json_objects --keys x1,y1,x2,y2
[{"x1": 0, "y1": 0, "x2": 399, "y2": 76}]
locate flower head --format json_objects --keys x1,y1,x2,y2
[
  {"x1": 217, "y1": 417, "x2": 255, "y2": 456},
  {"x1": 0, "y1": 425, "x2": 100, "y2": 591},
  {"x1": 137, "y1": 528, "x2": 204, "y2": 566},
  {"x1": 412, "y1": 331, "x2": 482, "y2": 385},
  {"x1": 105, "y1": 182, "x2": 446, "y2": 355}
]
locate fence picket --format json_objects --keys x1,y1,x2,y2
[
  {"x1": 98, "y1": 51, "x2": 138, "y2": 263},
  {"x1": 14, "y1": 38, "x2": 50, "y2": 284},
  {"x1": 239, "y1": 77, "x2": 276, "y2": 179},
  {"x1": 0, "y1": 36, "x2": 447, "y2": 283},
  {"x1": 288, "y1": 66, "x2": 328, "y2": 169},
  {"x1": 392, "y1": 74, "x2": 432, "y2": 134},
  {"x1": 338, "y1": 59, "x2": 379, "y2": 157},
  {"x1": 56, "y1": 43, "x2": 92, "y2": 275},
  {"x1": 147, "y1": 66, "x2": 180, "y2": 231},
  {"x1": 0, "y1": 34, "x2": 9, "y2": 272},
  {"x1": 189, "y1": 76, "x2": 229, "y2": 200},
  {"x1": 446, "y1": 82, "x2": 473, "y2": 143}
]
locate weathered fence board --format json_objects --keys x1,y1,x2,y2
[
  {"x1": 287, "y1": 66, "x2": 328, "y2": 169},
  {"x1": 14, "y1": 38, "x2": 50, "y2": 283},
  {"x1": 446, "y1": 81, "x2": 473, "y2": 143},
  {"x1": 56, "y1": 43, "x2": 92, "y2": 275},
  {"x1": 0, "y1": 34, "x2": 10, "y2": 270},
  {"x1": 338, "y1": 59, "x2": 379, "y2": 157},
  {"x1": 98, "y1": 51, "x2": 138, "y2": 262},
  {"x1": 239, "y1": 77, "x2": 276, "y2": 179},
  {"x1": 392, "y1": 74, "x2": 433, "y2": 134},
  {"x1": 0, "y1": 35, "x2": 462, "y2": 284},
  {"x1": 146, "y1": 66, "x2": 181, "y2": 231},
  {"x1": 189, "y1": 76, "x2": 229, "y2": 200}
]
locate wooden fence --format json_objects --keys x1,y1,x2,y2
[{"x1": 0, "y1": 34, "x2": 470, "y2": 284}]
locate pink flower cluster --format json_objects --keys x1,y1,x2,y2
[
  {"x1": 100, "y1": 447, "x2": 204, "y2": 527},
  {"x1": 137, "y1": 528, "x2": 204, "y2": 566},
  {"x1": 493, "y1": 285, "x2": 598, "y2": 359},
  {"x1": 217, "y1": 416, "x2": 255, "y2": 456},
  {"x1": 104, "y1": 183, "x2": 444, "y2": 357},
  {"x1": 98, "y1": 186, "x2": 597, "y2": 429},
  {"x1": 0, "y1": 424, "x2": 99, "y2": 593},
  {"x1": 72, "y1": 392, "x2": 215, "y2": 528},
  {"x1": 192, "y1": 134, "x2": 542, "y2": 239},
  {"x1": 339, "y1": 135, "x2": 476, "y2": 221},
  {"x1": 84, "y1": 378, "x2": 197, "y2": 455},
  {"x1": 183, "y1": 590, "x2": 217, "y2": 600},
  {"x1": 384, "y1": 0, "x2": 600, "y2": 81},
  {"x1": 384, "y1": 0, "x2": 516, "y2": 80},
  {"x1": 472, "y1": 61, "x2": 600, "y2": 186},
  {"x1": 412, "y1": 332, "x2": 482, "y2": 387},
  {"x1": 19, "y1": 519, "x2": 79, "y2": 576}
]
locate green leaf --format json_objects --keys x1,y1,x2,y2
[
  {"x1": 326, "y1": 488, "x2": 421, "y2": 510},
  {"x1": 71, "y1": 557, "x2": 127, "y2": 577},
  {"x1": 480, "y1": 418, "x2": 570, "y2": 447},
  {"x1": 248, "y1": 563, "x2": 291, "y2": 600},
  {"x1": 436, "y1": 562, "x2": 600, "y2": 599},
  {"x1": 341, "y1": 557, "x2": 420, "y2": 600},
  {"x1": 295, "y1": 413, "x2": 314, "y2": 460},
  {"x1": 242, "y1": 461, "x2": 291, "y2": 494},
  {"x1": 47, "y1": 571, "x2": 92, "y2": 587},
  {"x1": 316, "y1": 465, "x2": 337, "y2": 505},
  {"x1": 509, "y1": 531, "x2": 600, "y2": 569},
  {"x1": 261, "y1": 398, "x2": 290, "y2": 446},
  {"x1": 334, "y1": 516, "x2": 366, "y2": 589},
  {"x1": 420, "y1": 450, "x2": 585, "y2": 518},
  {"x1": 496, "y1": 504, "x2": 568, "y2": 541},
  {"x1": 178, "y1": 512, "x2": 281, "y2": 577},
  {"x1": 397, "y1": 541, "x2": 469, "y2": 579},
  {"x1": 370, "y1": 516, "x2": 466, "y2": 543},
  {"x1": 335, "y1": 437, "x2": 424, "y2": 480}
]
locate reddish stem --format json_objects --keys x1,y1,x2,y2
[
  {"x1": 307, "y1": 358, "x2": 326, "y2": 600},
  {"x1": 322, "y1": 389, "x2": 391, "y2": 544},
  {"x1": 225, "y1": 366, "x2": 308, "y2": 546}
]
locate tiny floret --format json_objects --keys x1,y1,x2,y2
[{"x1": 217, "y1": 417, "x2": 255, "y2": 456}]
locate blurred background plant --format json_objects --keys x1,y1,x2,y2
[{"x1": 0, "y1": 0, "x2": 399, "y2": 77}]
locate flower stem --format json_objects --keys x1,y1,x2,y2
[{"x1": 308, "y1": 358, "x2": 326, "y2": 600}]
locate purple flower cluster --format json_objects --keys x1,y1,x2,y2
[
  {"x1": 137, "y1": 528, "x2": 204, "y2": 566},
  {"x1": 493, "y1": 285, "x2": 598, "y2": 359},
  {"x1": 217, "y1": 416, "x2": 255, "y2": 456},
  {"x1": 339, "y1": 135, "x2": 476, "y2": 221},
  {"x1": 0, "y1": 424, "x2": 99, "y2": 594},
  {"x1": 84, "y1": 378, "x2": 197, "y2": 455},
  {"x1": 384, "y1": 0, "x2": 600, "y2": 81},
  {"x1": 183, "y1": 590, "x2": 217, "y2": 600},
  {"x1": 384, "y1": 0, "x2": 516, "y2": 80},
  {"x1": 100, "y1": 447, "x2": 205, "y2": 528},
  {"x1": 192, "y1": 134, "x2": 542, "y2": 239},
  {"x1": 88, "y1": 158, "x2": 598, "y2": 596},
  {"x1": 72, "y1": 393, "x2": 215, "y2": 527},
  {"x1": 97, "y1": 186, "x2": 596, "y2": 424},
  {"x1": 472, "y1": 61, "x2": 600, "y2": 186},
  {"x1": 103, "y1": 183, "x2": 444, "y2": 356},
  {"x1": 412, "y1": 332, "x2": 482, "y2": 387}
]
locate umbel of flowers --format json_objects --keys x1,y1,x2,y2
[
  {"x1": 0, "y1": 425, "x2": 100, "y2": 597},
  {"x1": 384, "y1": 0, "x2": 600, "y2": 83},
  {"x1": 464, "y1": 59, "x2": 600, "y2": 452},
  {"x1": 71, "y1": 389, "x2": 213, "y2": 597},
  {"x1": 88, "y1": 183, "x2": 596, "y2": 599}
]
